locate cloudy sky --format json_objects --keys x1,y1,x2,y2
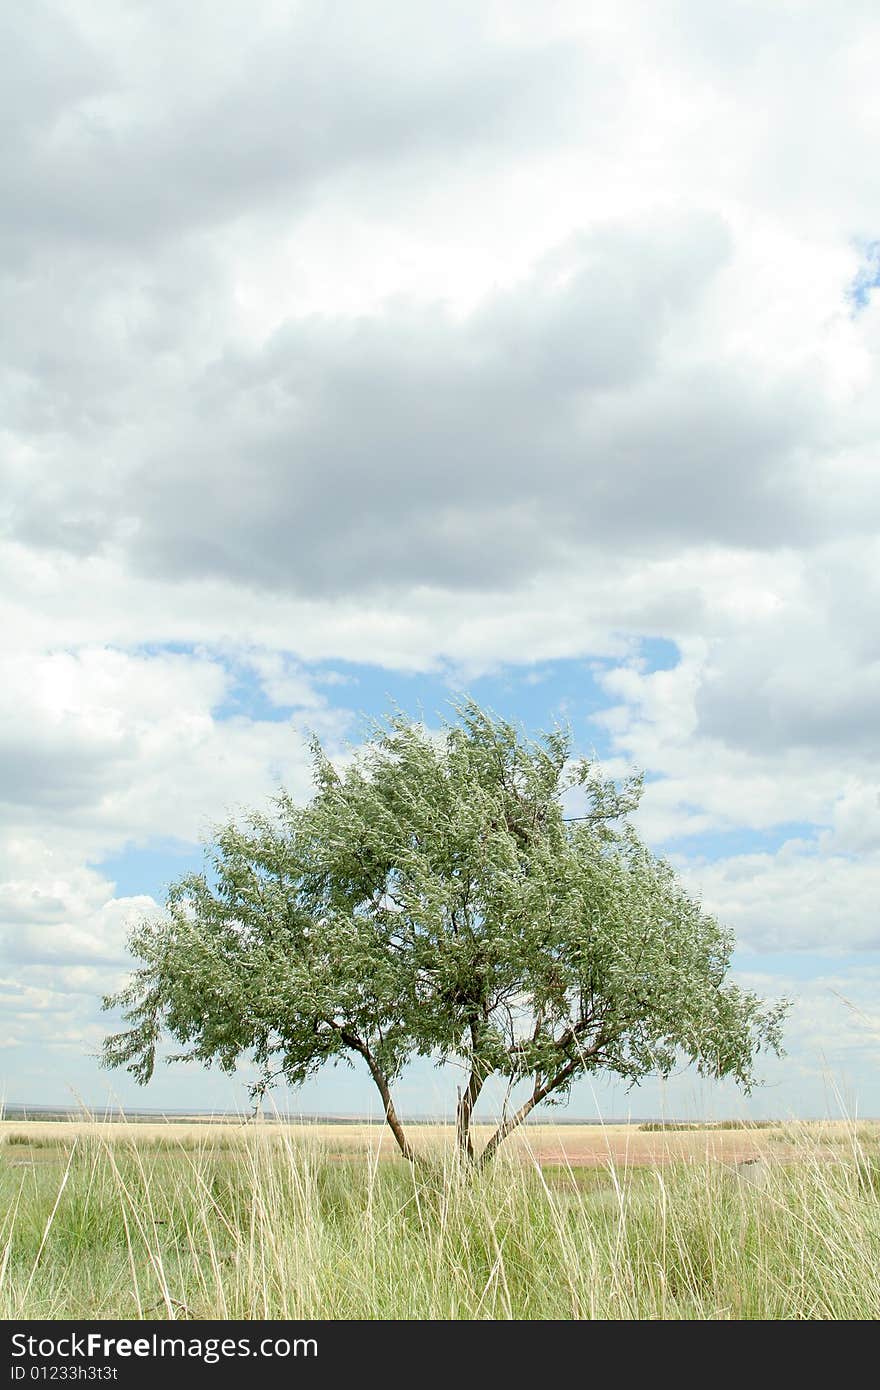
[{"x1": 3, "y1": 0, "x2": 879, "y2": 1122}]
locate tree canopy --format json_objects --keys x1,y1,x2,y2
[{"x1": 102, "y1": 701, "x2": 787, "y2": 1166}]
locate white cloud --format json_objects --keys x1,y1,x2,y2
[
  {"x1": 685, "y1": 848, "x2": 880, "y2": 954},
  {"x1": 737, "y1": 965, "x2": 880, "y2": 1075},
  {"x1": 1, "y1": 0, "x2": 878, "y2": 1112},
  {"x1": 0, "y1": 646, "x2": 335, "y2": 1015},
  {"x1": 0, "y1": 646, "x2": 325, "y2": 842},
  {"x1": 1, "y1": 893, "x2": 158, "y2": 966},
  {"x1": 244, "y1": 651, "x2": 329, "y2": 711}
]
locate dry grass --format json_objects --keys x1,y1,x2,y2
[{"x1": 1, "y1": 1117, "x2": 878, "y2": 1319}]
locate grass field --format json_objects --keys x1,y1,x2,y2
[{"x1": 2, "y1": 1119, "x2": 879, "y2": 1319}]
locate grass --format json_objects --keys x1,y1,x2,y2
[
  {"x1": 1, "y1": 1122, "x2": 879, "y2": 1319},
  {"x1": 639, "y1": 1120, "x2": 778, "y2": 1132}
]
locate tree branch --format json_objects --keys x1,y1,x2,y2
[
  {"x1": 478, "y1": 1033, "x2": 608, "y2": 1169},
  {"x1": 332, "y1": 1024, "x2": 416, "y2": 1163}
]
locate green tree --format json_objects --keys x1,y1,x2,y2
[{"x1": 102, "y1": 701, "x2": 787, "y2": 1167}]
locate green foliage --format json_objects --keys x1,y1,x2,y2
[{"x1": 102, "y1": 700, "x2": 787, "y2": 1164}]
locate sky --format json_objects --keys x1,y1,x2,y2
[{"x1": 2, "y1": 0, "x2": 880, "y2": 1123}]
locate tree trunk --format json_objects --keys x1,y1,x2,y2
[
  {"x1": 455, "y1": 1022, "x2": 487, "y2": 1165},
  {"x1": 339, "y1": 1028, "x2": 416, "y2": 1164},
  {"x1": 477, "y1": 1055, "x2": 581, "y2": 1171},
  {"x1": 455, "y1": 1066, "x2": 484, "y2": 1164}
]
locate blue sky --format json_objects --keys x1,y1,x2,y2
[
  {"x1": 849, "y1": 241, "x2": 880, "y2": 311},
  {"x1": 2, "y1": 1, "x2": 880, "y2": 1125}
]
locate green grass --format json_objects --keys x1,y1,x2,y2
[
  {"x1": 639, "y1": 1120, "x2": 778, "y2": 1132},
  {"x1": 5, "y1": 1133, "x2": 71, "y2": 1148},
  {"x1": 1, "y1": 1128, "x2": 879, "y2": 1319}
]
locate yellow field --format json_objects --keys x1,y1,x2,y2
[{"x1": 3, "y1": 1116, "x2": 875, "y2": 1166}]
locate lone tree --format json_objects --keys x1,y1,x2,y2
[{"x1": 102, "y1": 701, "x2": 786, "y2": 1167}]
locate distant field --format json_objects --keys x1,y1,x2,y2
[
  {"x1": 2, "y1": 1117, "x2": 874, "y2": 1165},
  {"x1": 2, "y1": 1119, "x2": 878, "y2": 1319}
]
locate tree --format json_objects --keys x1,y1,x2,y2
[{"x1": 102, "y1": 701, "x2": 787, "y2": 1168}]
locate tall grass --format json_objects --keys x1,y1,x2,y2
[{"x1": 1, "y1": 1126, "x2": 878, "y2": 1319}]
